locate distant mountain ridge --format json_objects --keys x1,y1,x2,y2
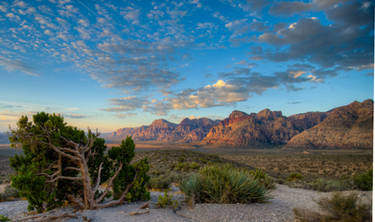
[
  {"x1": 104, "y1": 99, "x2": 373, "y2": 149},
  {"x1": 105, "y1": 118, "x2": 219, "y2": 143},
  {"x1": 0, "y1": 132, "x2": 9, "y2": 144}
]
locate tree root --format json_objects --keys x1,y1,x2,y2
[{"x1": 16, "y1": 212, "x2": 79, "y2": 222}]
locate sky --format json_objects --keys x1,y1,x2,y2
[{"x1": 0, "y1": 0, "x2": 373, "y2": 132}]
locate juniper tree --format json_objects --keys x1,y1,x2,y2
[{"x1": 9, "y1": 112, "x2": 149, "y2": 212}]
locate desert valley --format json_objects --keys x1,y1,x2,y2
[{"x1": 0, "y1": 0, "x2": 373, "y2": 221}]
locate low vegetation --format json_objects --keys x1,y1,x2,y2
[
  {"x1": 353, "y1": 169, "x2": 372, "y2": 191},
  {"x1": 287, "y1": 172, "x2": 303, "y2": 182},
  {"x1": 0, "y1": 215, "x2": 10, "y2": 222},
  {"x1": 180, "y1": 164, "x2": 270, "y2": 204},
  {"x1": 134, "y1": 149, "x2": 252, "y2": 190},
  {"x1": 294, "y1": 192, "x2": 372, "y2": 222},
  {"x1": 0, "y1": 185, "x2": 19, "y2": 202},
  {"x1": 213, "y1": 149, "x2": 372, "y2": 191},
  {"x1": 156, "y1": 190, "x2": 179, "y2": 210}
]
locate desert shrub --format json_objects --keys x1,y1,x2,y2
[
  {"x1": 0, "y1": 185, "x2": 19, "y2": 202},
  {"x1": 249, "y1": 168, "x2": 275, "y2": 190},
  {"x1": 309, "y1": 178, "x2": 351, "y2": 192},
  {"x1": 180, "y1": 164, "x2": 267, "y2": 204},
  {"x1": 9, "y1": 112, "x2": 150, "y2": 212},
  {"x1": 156, "y1": 190, "x2": 172, "y2": 208},
  {"x1": 287, "y1": 172, "x2": 303, "y2": 182},
  {"x1": 0, "y1": 215, "x2": 10, "y2": 222},
  {"x1": 294, "y1": 192, "x2": 371, "y2": 222},
  {"x1": 149, "y1": 175, "x2": 174, "y2": 190},
  {"x1": 189, "y1": 162, "x2": 200, "y2": 170},
  {"x1": 353, "y1": 169, "x2": 372, "y2": 191}
]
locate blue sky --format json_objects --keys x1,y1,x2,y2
[{"x1": 0, "y1": 0, "x2": 373, "y2": 132}]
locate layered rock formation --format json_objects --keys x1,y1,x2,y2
[
  {"x1": 201, "y1": 109, "x2": 327, "y2": 147},
  {"x1": 287, "y1": 100, "x2": 373, "y2": 149},
  {"x1": 104, "y1": 99, "x2": 373, "y2": 149},
  {"x1": 105, "y1": 118, "x2": 219, "y2": 143}
]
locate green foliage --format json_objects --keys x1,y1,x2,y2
[
  {"x1": 175, "y1": 161, "x2": 201, "y2": 171},
  {"x1": 189, "y1": 162, "x2": 200, "y2": 170},
  {"x1": 156, "y1": 190, "x2": 179, "y2": 210},
  {"x1": 0, "y1": 215, "x2": 10, "y2": 222},
  {"x1": 353, "y1": 169, "x2": 372, "y2": 191},
  {"x1": 180, "y1": 164, "x2": 268, "y2": 204},
  {"x1": 294, "y1": 193, "x2": 371, "y2": 222},
  {"x1": 156, "y1": 190, "x2": 173, "y2": 208},
  {"x1": 9, "y1": 113, "x2": 83, "y2": 212},
  {"x1": 249, "y1": 168, "x2": 275, "y2": 190},
  {"x1": 9, "y1": 113, "x2": 150, "y2": 212},
  {"x1": 110, "y1": 137, "x2": 150, "y2": 201},
  {"x1": 287, "y1": 172, "x2": 303, "y2": 182}
]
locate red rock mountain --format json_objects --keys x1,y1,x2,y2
[
  {"x1": 287, "y1": 99, "x2": 373, "y2": 149},
  {"x1": 105, "y1": 118, "x2": 219, "y2": 143},
  {"x1": 103, "y1": 99, "x2": 373, "y2": 149},
  {"x1": 201, "y1": 109, "x2": 327, "y2": 147}
]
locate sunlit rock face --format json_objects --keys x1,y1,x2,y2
[{"x1": 287, "y1": 99, "x2": 373, "y2": 149}]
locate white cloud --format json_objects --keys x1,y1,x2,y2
[{"x1": 121, "y1": 7, "x2": 140, "y2": 24}]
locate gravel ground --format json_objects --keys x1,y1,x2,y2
[{"x1": 0, "y1": 184, "x2": 371, "y2": 222}]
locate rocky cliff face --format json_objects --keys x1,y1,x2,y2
[
  {"x1": 287, "y1": 100, "x2": 373, "y2": 149},
  {"x1": 201, "y1": 109, "x2": 327, "y2": 147}
]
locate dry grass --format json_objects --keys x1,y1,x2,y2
[{"x1": 206, "y1": 148, "x2": 372, "y2": 191}]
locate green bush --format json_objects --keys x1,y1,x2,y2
[
  {"x1": 189, "y1": 162, "x2": 200, "y2": 170},
  {"x1": 109, "y1": 138, "x2": 150, "y2": 202},
  {"x1": 294, "y1": 192, "x2": 371, "y2": 222},
  {"x1": 353, "y1": 169, "x2": 372, "y2": 191},
  {"x1": 156, "y1": 190, "x2": 173, "y2": 208},
  {"x1": 287, "y1": 172, "x2": 303, "y2": 182},
  {"x1": 249, "y1": 168, "x2": 275, "y2": 190},
  {"x1": 180, "y1": 164, "x2": 268, "y2": 204},
  {"x1": 0, "y1": 215, "x2": 10, "y2": 222}
]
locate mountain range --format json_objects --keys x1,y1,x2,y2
[
  {"x1": 103, "y1": 99, "x2": 373, "y2": 149},
  {"x1": 0, "y1": 132, "x2": 9, "y2": 144}
]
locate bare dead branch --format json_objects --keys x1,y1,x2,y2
[
  {"x1": 65, "y1": 166, "x2": 81, "y2": 171},
  {"x1": 48, "y1": 175, "x2": 82, "y2": 183},
  {"x1": 93, "y1": 162, "x2": 104, "y2": 193},
  {"x1": 16, "y1": 212, "x2": 78, "y2": 222},
  {"x1": 96, "y1": 171, "x2": 137, "y2": 209},
  {"x1": 96, "y1": 163, "x2": 123, "y2": 203},
  {"x1": 128, "y1": 209, "x2": 150, "y2": 216},
  {"x1": 39, "y1": 140, "x2": 80, "y2": 161}
]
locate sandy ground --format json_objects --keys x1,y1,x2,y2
[{"x1": 0, "y1": 184, "x2": 371, "y2": 222}]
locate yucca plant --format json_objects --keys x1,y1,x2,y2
[{"x1": 180, "y1": 164, "x2": 268, "y2": 204}]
